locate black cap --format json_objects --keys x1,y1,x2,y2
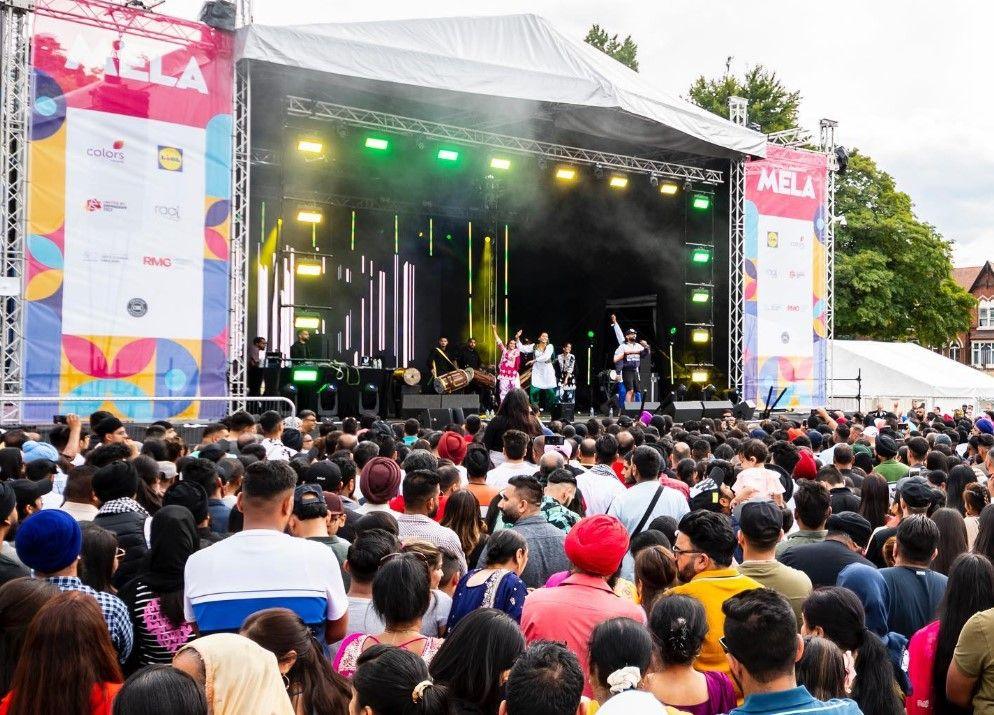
[
  {"x1": 826, "y1": 511, "x2": 873, "y2": 548},
  {"x1": 875, "y1": 434, "x2": 898, "y2": 458},
  {"x1": 0, "y1": 481, "x2": 18, "y2": 517},
  {"x1": 304, "y1": 461, "x2": 342, "y2": 491},
  {"x1": 293, "y1": 483, "x2": 327, "y2": 519},
  {"x1": 688, "y1": 478, "x2": 723, "y2": 512},
  {"x1": 739, "y1": 501, "x2": 783, "y2": 542},
  {"x1": 898, "y1": 477, "x2": 933, "y2": 509},
  {"x1": 11, "y1": 478, "x2": 52, "y2": 507}
]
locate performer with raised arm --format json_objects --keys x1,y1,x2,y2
[
  {"x1": 520, "y1": 330, "x2": 557, "y2": 411},
  {"x1": 610, "y1": 314, "x2": 650, "y2": 404},
  {"x1": 492, "y1": 324, "x2": 523, "y2": 403}
]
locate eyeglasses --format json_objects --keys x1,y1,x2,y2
[
  {"x1": 719, "y1": 637, "x2": 736, "y2": 658},
  {"x1": 672, "y1": 546, "x2": 703, "y2": 558},
  {"x1": 115, "y1": 548, "x2": 126, "y2": 559}
]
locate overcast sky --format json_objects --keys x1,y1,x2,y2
[{"x1": 166, "y1": 0, "x2": 993, "y2": 266}]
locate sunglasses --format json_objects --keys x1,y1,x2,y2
[{"x1": 718, "y1": 637, "x2": 739, "y2": 660}]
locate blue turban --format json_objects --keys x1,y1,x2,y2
[{"x1": 15, "y1": 510, "x2": 82, "y2": 574}]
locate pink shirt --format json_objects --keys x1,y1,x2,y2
[
  {"x1": 520, "y1": 572, "x2": 647, "y2": 697},
  {"x1": 907, "y1": 620, "x2": 939, "y2": 715}
]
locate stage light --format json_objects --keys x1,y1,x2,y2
[
  {"x1": 691, "y1": 328, "x2": 710, "y2": 344},
  {"x1": 296, "y1": 209, "x2": 322, "y2": 224},
  {"x1": 586, "y1": 330, "x2": 595, "y2": 339},
  {"x1": 296, "y1": 139, "x2": 323, "y2": 154},
  {"x1": 364, "y1": 136, "x2": 390, "y2": 151},
  {"x1": 296, "y1": 261, "x2": 322, "y2": 277},
  {"x1": 660, "y1": 182, "x2": 679, "y2": 195},
  {"x1": 692, "y1": 194, "x2": 711, "y2": 210},
  {"x1": 294, "y1": 315, "x2": 320, "y2": 330},
  {"x1": 649, "y1": 175, "x2": 659, "y2": 187},
  {"x1": 490, "y1": 157, "x2": 511, "y2": 170},
  {"x1": 555, "y1": 167, "x2": 577, "y2": 181},
  {"x1": 437, "y1": 148, "x2": 459, "y2": 162},
  {"x1": 608, "y1": 175, "x2": 628, "y2": 189},
  {"x1": 292, "y1": 366, "x2": 319, "y2": 384},
  {"x1": 485, "y1": 236, "x2": 491, "y2": 243},
  {"x1": 668, "y1": 326, "x2": 678, "y2": 336},
  {"x1": 691, "y1": 247, "x2": 712, "y2": 264},
  {"x1": 691, "y1": 288, "x2": 710, "y2": 304},
  {"x1": 691, "y1": 369, "x2": 709, "y2": 384}
]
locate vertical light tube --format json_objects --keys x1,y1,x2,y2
[
  {"x1": 504, "y1": 224, "x2": 510, "y2": 342},
  {"x1": 468, "y1": 222, "x2": 473, "y2": 338},
  {"x1": 360, "y1": 299, "x2": 366, "y2": 357},
  {"x1": 429, "y1": 217, "x2": 434, "y2": 257},
  {"x1": 369, "y1": 280, "x2": 374, "y2": 355},
  {"x1": 393, "y1": 255, "x2": 399, "y2": 362},
  {"x1": 402, "y1": 263, "x2": 409, "y2": 366},
  {"x1": 351, "y1": 210, "x2": 356, "y2": 251},
  {"x1": 394, "y1": 214, "x2": 399, "y2": 255},
  {"x1": 379, "y1": 271, "x2": 386, "y2": 351}
]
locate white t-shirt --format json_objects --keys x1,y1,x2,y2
[
  {"x1": 596, "y1": 690, "x2": 667, "y2": 714},
  {"x1": 576, "y1": 465, "x2": 627, "y2": 515},
  {"x1": 486, "y1": 461, "x2": 538, "y2": 491},
  {"x1": 260, "y1": 437, "x2": 296, "y2": 462},
  {"x1": 184, "y1": 529, "x2": 347, "y2": 638}
]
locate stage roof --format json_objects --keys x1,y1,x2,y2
[{"x1": 236, "y1": 14, "x2": 767, "y2": 161}]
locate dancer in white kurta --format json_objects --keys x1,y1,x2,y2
[{"x1": 520, "y1": 332, "x2": 557, "y2": 410}]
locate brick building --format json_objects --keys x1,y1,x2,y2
[{"x1": 945, "y1": 261, "x2": 994, "y2": 372}]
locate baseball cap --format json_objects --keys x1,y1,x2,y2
[
  {"x1": 293, "y1": 483, "x2": 327, "y2": 519},
  {"x1": 323, "y1": 492, "x2": 344, "y2": 515},
  {"x1": 304, "y1": 461, "x2": 342, "y2": 491},
  {"x1": 898, "y1": 477, "x2": 933, "y2": 509},
  {"x1": 739, "y1": 501, "x2": 783, "y2": 543},
  {"x1": 11, "y1": 478, "x2": 52, "y2": 507},
  {"x1": 826, "y1": 512, "x2": 872, "y2": 548}
]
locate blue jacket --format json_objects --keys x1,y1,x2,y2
[{"x1": 730, "y1": 686, "x2": 863, "y2": 715}]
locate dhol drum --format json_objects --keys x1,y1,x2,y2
[
  {"x1": 472, "y1": 370, "x2": 497, "y2": 390},
  {"x1": 520, "y1": 367, "x2": 532, "y2": 389},
  {"x1": 432, "y1": 368, "x2": 475, "y2": 394},
  {"x1": 393, "y1": 367, "x2": 421, "y2": 386}
]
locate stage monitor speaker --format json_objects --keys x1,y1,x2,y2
[
  {"x1": 441, "y1": 394, "x2": 480, "y2": 415},
  {"x1": 702, "y1": 400, "x2": 735, "y2": 418},
  {"x1": 672, "y1": 401, "x2": 704, "y2": 422},
  {"x1": 428, "y1": 409, "x2": 454, "y2": 430},
  {"x1": 199, "y1": 0, "x2": 236, "y2": 31},
  {"x1": 402, "y1": 395, "x2": 441, "y2": 410},
  {"x1": 622, "y1": 402, "x2": 661, "y2": 418},
  {"x1": 733, "y1": 400, "x2": 757, "y2": 421},
  {"x1": 551, "y1": 403, "x2": 575, "y2": 422}
]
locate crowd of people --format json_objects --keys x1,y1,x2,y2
[{"x1": 2, "y1": 391, "x2": 994, "y2": 714}]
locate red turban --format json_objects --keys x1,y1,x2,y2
[
  {"x1": 792, "y1": 449, "x2": 818, "y2": 480},
  {"x1": 437, "y1": 431, "x2": 468, "y2": 465},
  {"x1": 564, "y1": 515, "x2": 630, "y2": 577}
]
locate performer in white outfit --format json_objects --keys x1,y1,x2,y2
[
  {"x1": 610, "y1": 314, "x2": 649, "y2": 404},
  {"x1": 520, "y1": 332, "x2": 557, "y2": 410},
  {"x1": 492, "y1": 324, "x2": 523, "y2": 404},
  {"x1": 557, "y1": 343, "x2": 576, "y2": 404}
]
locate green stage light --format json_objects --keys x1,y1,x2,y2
[
  {"x1": 292, "y1": 366, "x2": 319, "y2": 383},
  {"x1": 691, "y1": 288, "x2": 710, "y2": 304},
  {"x1": 437, "y1": 148, "x2": 459, "y2": 162},
  {"x1": 692, "y1": 194, "x2": 711, "y2": 210},
  {"x1": 364, "y1": 136, "x2": 389, "y2": 151},
  {"x1": 586, "y1": 330, "x2": 595, "y2": 339},
  {"x1": 490, "y1": 157, "x2": 511, "y2": 170},
  {"x1": 446, "y1": 234, "x2": 453, "y2": 240},
  {"x1": 668, "y1": 326, "x2": 678, "y2": 336},
  {"x1": 691, "y1": 247, "x2": 712, "y2": 264}
]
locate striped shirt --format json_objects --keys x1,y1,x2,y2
[{"x1": 122, "y1": 579, "x2": 195, "y2": 667}]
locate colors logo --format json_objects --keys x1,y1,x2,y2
[
  {"x1": 86, "y1": 139, "x2": 125, "y2": 163},
  {"x1": 157, "y1": 145, "x2": 183, "y2": 172}
]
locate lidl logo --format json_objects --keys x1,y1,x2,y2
[
  {"x1": 157, "y1": 146, "x2": 183, "y2": 172},
  {"x1": 766, "y1": 232, "x2": 779, "y2": 248}
]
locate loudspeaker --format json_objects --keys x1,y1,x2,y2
[
  {"x1": 733, "y1": 400, "x2": 756, "y2": 421},
  {"x1": 441, "y1": 395, "x2": 480, "y2": 413},
  {"x1": 199, "y1": 0, "x2": 237, "y2": 31},
  {"x1": 428, "y1": 409, "x2": 454, "y2": 430},
  {"x1": 672, "y1": 401, "x2": 704, "y2": 422},
  {"x1": 402, "y1": 395, "x2": 441, "y2": 410},
  {"x1": 702, "y1": 400, "x2": 735, "y2": 418},
  {"x1": 551, "y1": 403, "x2": 576, "y2": 422},
  {"x1": 622, "y1": 402, "x2": 661, "y2": 417}
]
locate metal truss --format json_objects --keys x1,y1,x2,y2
[
  {"x1": 284, "y1": 96, "x2": 725, "y2": 185},
  {"x1": 727, "y1": 97, "x2": 747, "y2": 395},
  {"x1": 767, "y1": 127, "x2": 813, "y2": 148},
  {"x1": 33, "y1": 0, "x2": 214, "y2": 46},
  {"x1": 0, "y1": 0, "x2": 32, "y2": 421},
  {"x1": 227, "y1": 61, "x2": 251, "y2": 409},
  {"x1": 280, "y1": 189, "x2": 505, "y2": 223},
  {"x1": 820, "y1": 119, "x2": 839, "y2": 397}
]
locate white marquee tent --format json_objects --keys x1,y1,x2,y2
[
  {"x1": 829, "y1": 340, "x2": 994, "y2": 413},
  {"x1": 236, "y1": 14, "x2": 767, "y2": 160}
]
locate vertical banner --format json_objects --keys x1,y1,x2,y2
[
  {"x1": 25, "y1": 0, "x2": 233, "y2": 420},
  {"x1": 742, "y1": 145, "x2": 828, "y2": 409}
]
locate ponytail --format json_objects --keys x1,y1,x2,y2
[
  {"x1": 354, "y1": 644, "x2": 451, "y2": 715},
  {"x1": 851, "y1": 631, "x2": 904, "y2": 715}
]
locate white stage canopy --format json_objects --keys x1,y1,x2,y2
[
  {"x1": 236, "y1": 14, "x2": 766, "y2": 160},
  {"x1": 829, "y1": 340, "x2": 994, "y2": 413}
]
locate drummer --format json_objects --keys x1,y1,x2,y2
[
  {"x1": 425, "y1": 336, "x2": 457, "y2": 390},
  {"x1": 459, "y1": 338, "x2": 494, "y2": 412}
]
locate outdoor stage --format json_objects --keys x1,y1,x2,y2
[{"x1": 0, "y1": 1, "x2": 839, "y2": 424}]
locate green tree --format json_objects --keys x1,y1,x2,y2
[
  {"x1": 834, "y1": 150, "x2": 974, "y2": 346},
  {"x1": 687, "y1": 61, "x2": 800, "y2": 134},
  {"x1": 584, "y1": 24, "x2": 639, "y2": 72}
]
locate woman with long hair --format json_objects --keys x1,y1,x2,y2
[
  {"x1": 796, "y1": 636, "x2": 847, "y2": 701},
  {"x1": 0, "y1": 591, "x2": 123, "y2": 714},
  {"x1": 644, "y1": 594, "x2": 736, "y2": 715},
  {"x1": 429, "y1": 608, "x2": 524, "y2": 715},
  {"x1": 801, "y1": 586, "x2": 905, "y2": 714},
  {"x1": 240, "y1": 608, "x2": 352, "y2": 715},
  {"x1": 858, "y1": 474, "x2": 891, "y2": 530},
  {"x1": 906, "y1": 552, "x2": 994, "y2": 715},
  {"x1": 333, "y1": 553, "x2": 444, "y2": 678},
  {"x1": 447, "y1": 529, "x2": 529, "y2": 631},
  {"x1": 930, "y1": 508, "x2": 969, "y2": 576},
  {"x1": 0, "y1": 578, "x2": 59, "y2": 693},
  {"x1": 132, "y1": 455, "x2": 163, "y2": 514},
  {"x1": 111, "y1": 665, "x2": 207, "y2": 715},
  {"x1": 492, "y1": 325, "x2": 524, "y2": 405},
  {"x1": 79, "y1": 523, "x2": 119, "y2": 594},
  {"x1": 0, "y1": 450, "x2": 22, "y2": 482},
  {"x1": 352, "y1": 644, "x2": 451, "y2": 715},
  {"x1": 972, "y1": 502, "x2": 994, "y2": 564},
  {"x1": 963, "y1": 483, "x2": 989, "y2": 550},
  {"x1": 634, "y1": 545, "x2": 677, "y2": 617},
  {"x1": 480, "y1": 388, "x2": 541, "y2": 458},
  {"x1": 440, "y1": 490, "x2": 488, "y2": 566},
  {"x1": 401, "y1": 540, "x2": 453, "y2": 638},
  {"x1": 173, "y1": 633, "x2": 293, "y2": 715},
  {"x1": 117, "y1": 505, "x2": 199, "y2": 671},
  {"x1": 589, "y1": 617, "x2": 668, "y2": 713},
  {"x1": 946, "y1": 465, "x2": 978, "y2": 515}
]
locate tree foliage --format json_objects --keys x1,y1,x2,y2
[
  {"x1": 687, "y1": 61, "x2": 801, "y2": 134},
  {"x1": 834, "y1": 150, "x2": 974, "y2": 346},
  {"x1": 584, "y1": 24, "x2": 639, "y2": 72}
]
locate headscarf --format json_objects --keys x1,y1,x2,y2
[
  {"x1": 178, "y1": 633, "x2": 294, "y2": 715},
  {"x1": 142, "y1": 505, "x2": 199, "y2": 594}
]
